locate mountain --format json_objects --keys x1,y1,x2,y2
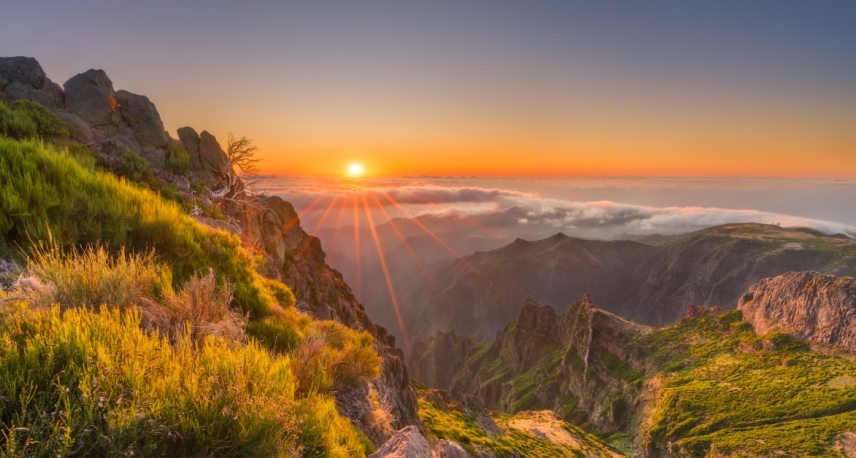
[
  {"x1": 385, "y1": 223, "x2": 856, "y2": 343},
  {"x1": 412, "y1": 272, "x2": 856, "y2": 456}
]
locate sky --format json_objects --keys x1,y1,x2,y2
[{"x1": 2, "y1": 1, "x2": 855, "y2": 177}]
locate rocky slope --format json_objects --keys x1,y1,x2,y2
[
  {"x1": 0, "y1": 56, "x2": 421, "y2": 446},
  {"x1": 388, "y1": 223, "x2": 856, "y2": 343},
  {"x1": 417, "y1": 385, "x2": 621, "y2": 457},
  {"x1": 739, "y1": 271, "x2": 856, "y2": 353},
  {"x1": 225, "y1": 195, "x2": 422, "y2": 441}
]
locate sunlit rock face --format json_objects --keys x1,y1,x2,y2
[{"x1": 740, "y1": 271, "x2": 856, "y2": 353}]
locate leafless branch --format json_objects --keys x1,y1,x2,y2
[{"x1": 226, "y1": 132, "x2": 260, "y2": 176}]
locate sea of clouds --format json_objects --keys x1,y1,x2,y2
[{"x1": 257, "y1": 176, "x2": 856, "y2": 240}]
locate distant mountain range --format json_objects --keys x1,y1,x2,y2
[{"x1": 369, "y1": 222, "x2": 856, "y2": 344}]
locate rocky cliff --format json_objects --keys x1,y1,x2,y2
[
  {"x1": 0, "y1": 56, "x2": 421, "y2": 446},
  {"x1": 411, "y1": 296, "x2": 653, "y2": 433},
  {"x1": 739, "y1": 271, "x2": 856, "y2": 353}
]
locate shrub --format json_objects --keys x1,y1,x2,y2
[
  {"x1": 10, "y1": 100, "x2": 68, "y2": 139},
  {"x1": 248, "y1": 309, "x2": 381, "y2": 395},
  {"x1": 21, "y1": 244, "x2": 170, "y2": 311},
  {"x1": 141, "y1": 269, "x2": 247, "y2": 344},
  {"x1": 164, "y1": 143, "x2": 191, "y2": 175},
  {"x1": 0, "y1": 138, "x2": 284, "y2": 317},
  {"x1": 0, "y1": 304, "x2": 371, "y2": 457},
  {"x1": 113, "y1": 149, "x2": 155, "y2": 186},
  {"x1": 247, "y1": 307, "x2": 310, "y2": 354},
  {"x1": 0, "y1": 100, "x2": 37, "y2": 139}
]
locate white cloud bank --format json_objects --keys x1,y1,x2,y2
[{"x1": 259, "y1": 176, "x2": 856, "y2": 239}]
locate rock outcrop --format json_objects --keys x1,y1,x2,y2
[
  {"x1": 0, "y1": 56, "x2": 64, "y2": 108},
  {"x1": 64, "y1": 69, "x2": 120, "y2": 126},
  {"x1": 432, "y1": 440, "x2": 468, "y2": 458},
  {"x1": 0, "y1": 56, "x2": 46, "y2": 89},
  {"x1": 1, "y1": 56, "x2": 240, "y2": 200},
  {"x1": 176, "y1": 126, "x2": 236, "y2": 194},
  {"x1": 114, "y1": 89, "x2": 167, "y2": 147},
  {"x1": 368, "y1": 426, "x2": 432, "y2": 458},
  {"x1": 739, "y1": 271, "x2": 856, "y2": 353}
]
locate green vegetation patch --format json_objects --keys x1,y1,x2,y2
[
  {"x1": 640, "y1": 310, "x2": 856, "y2": 456},
  {"x1": 0, "y1": 100, "x2": 69, "y2": 140},
  {"x1": 164, "y1": 143, "x2": 192, "y2": 175}
]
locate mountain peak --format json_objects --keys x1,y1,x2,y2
[{"x1": 516, "y1": 298, "x2": 559, "y2": 337}]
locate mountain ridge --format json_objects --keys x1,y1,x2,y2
[{"x1": 384, "y1": 222, "x2": 856, "y2": 343}]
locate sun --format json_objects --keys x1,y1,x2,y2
[{"x1": 347, "y1": 163, "x2": 365, "y2": 177}]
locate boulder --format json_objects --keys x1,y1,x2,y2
[
  {"x1": 3, "y1": 78, "x2": 65, "y2": 109},
  {"x1": 0, "y1": 56, "x2": 46, "y2": 90},
  {"x1": 177, "y1": 126, "x2": 202, "y2": 168},
  {"x1": 55, "y1": 111, "x2": 93, "y2": 143},
  {"x1": 64, "y1": 69, "x2": 120, "y2": 126},
  {"x1": 368, "y1": 426, "x2": 432, "y2": 458},
  {"x1": 115, "y1": 90, "x2": 167, "y2": 147},
  {"x1": 199, "y1": 130, "x2": 232, "y2": 175},
  {"x1": 739, "y1": 271, "x2": 856, "y2": 353},
  {"x1": 433, "y1": 440, "x2": 469, "y2": 458}
]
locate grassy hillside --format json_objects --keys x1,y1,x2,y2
[
  {"x1": 0, "y1": 136, "x2": 286, "y2": 317},
  {"x1": 639, "y1": 310, "x2": 856, "y2": 456},
  {"x1": 0, "y1": 133, "x2": 382, "y2": 456}
]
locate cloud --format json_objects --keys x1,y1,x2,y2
[
  {"x1": 417, "y1": 195, "x2": 856, "y2": 239},
  {"x1": 259, "y1": 176, "x2": 856, "y2": 239}
]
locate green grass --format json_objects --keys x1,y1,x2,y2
[
  {"x1": 0, "y1": 137, "x2": 291, "y2": 317},
  {"x1": 0, "y1": 101, "x2": 37, "y2": 140},
  {"x1": 110, "y1": 149, "x2": 156, "y2": 187},
  {"x1": 0, "y1": 303, "x2": 371, "y2": 457},
  {"x1": 639, "y1": 311, "x2": 856, "y2": 456}
]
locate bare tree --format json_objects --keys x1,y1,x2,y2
[
  {"x1": 226, "y1": 132, "x2": 260, "y2": 175},
  {"x1": 226, "y1": 132, "x2": 262, "y2": 195}
]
